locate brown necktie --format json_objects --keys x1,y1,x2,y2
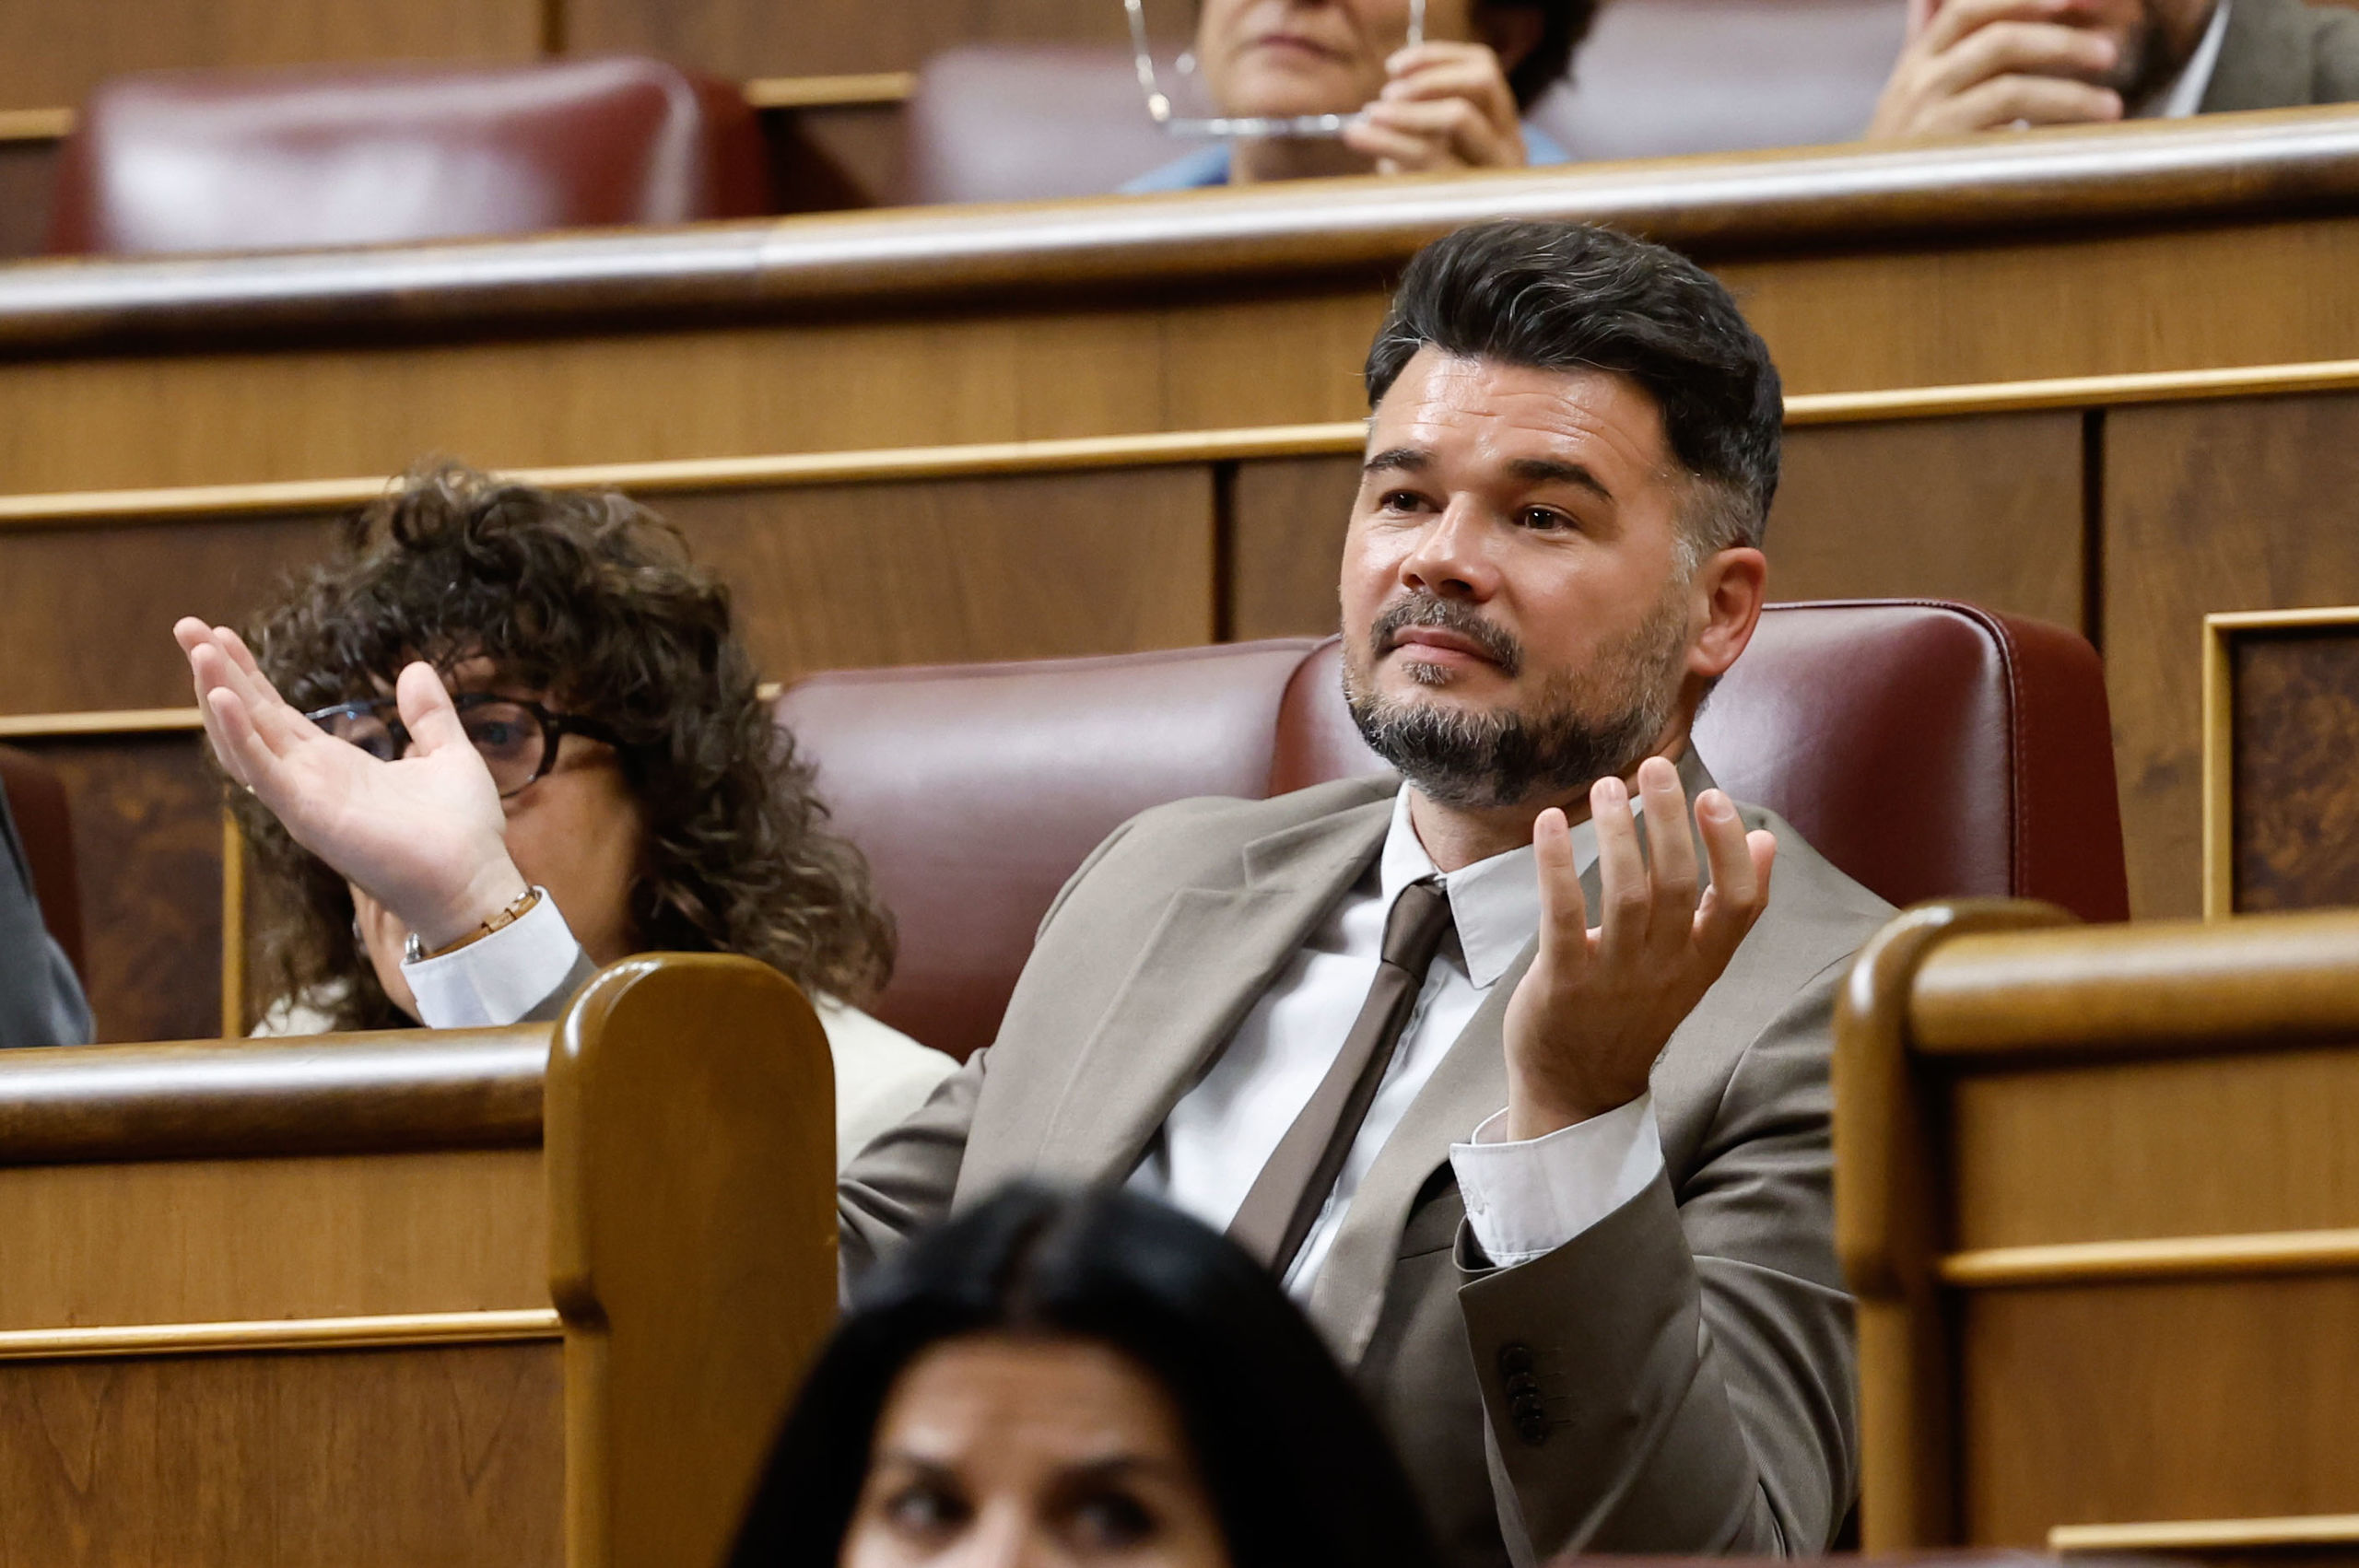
[{"x1": 1227, "y1": 875, "x2": 1456, "y2": 1277}]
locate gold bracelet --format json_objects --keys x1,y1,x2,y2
[{"x1": 404, "y1": 886, "x2": 543, "y2": 965}]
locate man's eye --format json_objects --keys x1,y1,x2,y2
[
  {"x1": 1520, "y1": 507, "x2": 1572, "y2": 531},
  {"x1": 1069, "y1": 1490, "x2": 1156, "y2": 1549},
  {"x1": 885, "y1": 1480, "x2": 969, "y2": 1536},
  {"x1": 1379, "y1": 489, "x2": 1428, "y2": 513}
]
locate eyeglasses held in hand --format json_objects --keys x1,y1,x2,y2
[
  {"x1": 1124, "y1": 0, "x2": 1426, "y2": 140},
  {"x1": 305, "y1": 694, "x2": 624, "y2": 800}
]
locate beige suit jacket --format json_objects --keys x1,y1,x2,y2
[
  {"x1": 839, "y1": 750, "x2": 1891, "y2": 1567},
  {"x1": 2202, "y1": 0, "x2": 2359, "y2": 109}
]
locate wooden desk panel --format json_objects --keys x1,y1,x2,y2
[
  {"x1": 2219, "y1": 621, "x2": 2359, "y2": 915},
  {"x1": 0, "y1": 1342, "x2": 566, "y2": 1568}
]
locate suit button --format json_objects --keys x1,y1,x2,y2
[
  {"x1": 1496, "y1": 1343, "x2": 1535, "y2": 1378},
  {"x1": 1515, "y1": 1413, "x2": 1549, "y2": 1447}
]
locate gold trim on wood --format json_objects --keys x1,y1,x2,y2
[
  {"x1": 743, "y1": 72, "x2": 917, "y2": 111},
  {"x1": 1939, "y1": 1227, "x2": 2359, "y2": 1288},
  {"x1": 2052, "y1": 1514, "x2": 2359, "y2": 1552},
  {"x1": 10, "y1": 357, "x2": 2359, "y2": 532},
  {"x1": 0, "y1": 425, "x2": 1371, "y2": 529},
  {"x1": 0, "y1": 107, "x2": 71, "y2": 142},
  {"x1": 0, "y1": 1307, "x2": 560, "y2": 1362},
  {"x1": 221, "y1": 811, "x2": 245, "y2": 1040},
  {"x1": 2200, "y1": 606, "x2": 2359, "y2": 920},
  {"x1": 0, "y1": 708, "x2": 202, "y2": 738}
]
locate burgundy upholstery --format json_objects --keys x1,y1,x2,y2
[
  {"x1": 0, "y1": 745, "x2": 84, "y2": 981},
  {"x1": 780, "y1": 602, "x2": 2127, "y2": 1059},
  {"x1": 903, "y1": 0, "x2": 1905, "y2": 205},
  {"x1": 47, "y1": 56, "x2": 768, "y2": 256}
]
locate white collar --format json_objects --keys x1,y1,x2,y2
[
  {"x1": 1379, "y1": 785, "x2": 1608, "y2": 990},
  {"x1": 2139, "y1": 0, "x2": 2231, "y2": 119}
]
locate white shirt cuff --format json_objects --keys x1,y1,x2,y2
[
  {"x1": 403, "y1": 893, "x2": 583, "y2": 1029},
  {"x1": 1449, "y1": 1094, "x2": 1664, "y2": 1267}
]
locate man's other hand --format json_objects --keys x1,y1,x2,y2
[
  {"x1": 1868, "y1": 0, "x2": 2124, "y2": 139},
  {"x1": 1344, "y1": 41, "x2": 1529, "y2": 173},
  {"x1": 175, "y1": 618, "x2": 529, "y2": 952},
  {"x1": 1501, "y1": 755, "x2": 1777, "y2": 1142}
]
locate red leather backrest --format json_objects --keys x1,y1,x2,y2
[
  {"x1": 776, "y1": 640, "x2": 1320, "y2": 1061},
  {"x1": 0, "y1": 745, "x2": 84, "y2": 981},
  {"x1": 47, "y1": 56, "x2": 767, "y2": 255},
  {"x1": 1275, "y1": 602, "x2": 2129, "y2": 920},
  {"x1": 781, "y1": 603, "x2": 2127, "y2": 1058}
]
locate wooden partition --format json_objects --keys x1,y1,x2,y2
[
  {"x1": 2201, "y1": 607, "x2": 2359, "y2": 919},
  {"x1": 1837, "y1": 900, "x2": 2359, "y2": 1562},
  {"x1": 10, "y1": 108, "x2": 2359, "y2": 1030},
  {"x1": 0, "y1": 952, "x2": 837, "y2": 1568}
]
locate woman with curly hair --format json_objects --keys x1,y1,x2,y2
[{"x1": 176, "y1": 462, "x2": 953, "y2": 1164}]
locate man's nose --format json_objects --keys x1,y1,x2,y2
[{"x1": 1398, "y1": 499, "x2": 1498, "y2": 597}]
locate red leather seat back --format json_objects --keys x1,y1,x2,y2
[
  {"x1": 781, "y1": 603, "x2": 2127, "y2": 1059},
  {"x1": 47, "y1": 56, "x2": 768, "y2": 255},
  {"x1": 907, "y1": 45, "x2": 1186, "y2": 205},
  {"x1": 0, "y1": 745, "x2": 85, "y2": 981},
  {"x1": 776, "y1": 640, "x2": 1320, "y2": 1060}
]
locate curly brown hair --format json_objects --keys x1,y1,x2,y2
[{"x1": 237, "y1": 462, "x2": 895, "y2": 1032}]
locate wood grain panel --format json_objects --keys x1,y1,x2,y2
[
  {"x1": 0, "y1": 296, "x2": 1381, "y2": 494},
  {"x1": 0, "y1": 1342, "x2": 562, "y2": 1568},
  {"x1": 0, "y1": 0, "x2": 542, "y2": 113},
  {"x1": 661, "y1": 466, "x2": 1218, "y2": 674},
  {"x1": 8, "y1": 732, "x2": 219, "y2": 1045},
  {"x1": 1961, "y1": 1277, "x2": 2359, "y2": 1544},
  {"x1": 2107, "y1": 392, "x2": 2359, "y2": 919},
  {"x1": 567, "y1": 0, "x2": 1123, "y2": 80},
  {"x1": 1770, "y1": 413, "x2": 2084, "y2": 628},
  {"x1": 2229, "y1": 627, "x2": 2359, "y2": 913},
  {"x1": 1949, "y1": 1047, "x2": 2359, "y2": 1250},
  {"x1": 1229, "y1": 454, "x2": 1356, "y2": 642},
  {"x1": 0, "y1": 513, "x2": 339, "y2": 715},
  {"x1": 769, "y1": 102, "x2": 906, "y2": 212},
  {"x1": 0, "y1": 1149, "x2": 545, "y2": 1330}
]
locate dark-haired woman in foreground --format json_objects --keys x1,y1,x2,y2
[{"x1": 732, "y1": 1185, "x2": 1444, "y2": 1568}]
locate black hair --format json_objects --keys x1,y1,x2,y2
[
  {"x1": 1480, "y1": 0, "x2": 1598, "y2": 108},
  {"x1": 1366, "y1": 219, "x2": 1783, "y2": 552},
  {"x1": 730, "y1": 1184, "x2": 1444, "y2": 1568}
]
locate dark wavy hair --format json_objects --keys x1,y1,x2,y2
[
  {"x1": 1481, "y1": 0, "x2": 1598, "y2": 107},
  {"x1": 732, "y1": 1184, "x2": 1444, "y2": 1568},
  {"x1": 236, "y1": 462, "x2": 894, "y2": 1031},
  {"x1": 1367, "y1": 219, "x2": 1783, "y2": 557}
]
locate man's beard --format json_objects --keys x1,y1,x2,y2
[{"x1": 1342, "y1": 589, "x2": 1692, "y2": 811}]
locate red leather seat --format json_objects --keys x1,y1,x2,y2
[
  {"x1": 0, "y1": 745, "x2": 84, "y2": 981},
  {"x1": 782, "y1": 603, "x2": 2126, "y2": 1060},
  {"x1": 46, "y1": 56, "x2": 768, "y2": 256}
]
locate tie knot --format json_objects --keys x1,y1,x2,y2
[{"x1": 1381, "y1": 876, "x2": 1455, "y2": 975}]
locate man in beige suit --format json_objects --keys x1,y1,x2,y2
[{"x1": 179, "y1": 221, "x2": 1889, "y2": 1566}]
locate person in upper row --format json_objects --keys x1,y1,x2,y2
[
  {"x1": 1869, "y1": 0, "x2": 2359, "y2": 138},
  {"x1": 1122, "y1": 0, "x2": 1586, "y2": 190},
  {"x1": 178, "y1": 465, "x2": 955, "y2": 1166}
]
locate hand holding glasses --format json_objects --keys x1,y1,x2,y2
[{"x1": 1125, "y1": 0, "x2": 1426, "y2": 139}]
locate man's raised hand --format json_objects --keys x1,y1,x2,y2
[
  {"x1": 1500, "y1": 755, "x2": 1777, "y2": 1142},
  {"x1": 174, "y1": 618, "x2": 527, "y2": 950}
]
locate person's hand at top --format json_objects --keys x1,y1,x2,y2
[
  {"x1": 1500, "y1": 755, "x2": 1778, "y2": 1141},
  {"x1": 1344, "y1": 40, "x2": 1529, "y2": 172},
  {"x1": 174, "y1": 618, "x2": 530, "y2": 952},
  {"x1": 1867, "y1": 0, "x2": 2134, "y2": 139}
]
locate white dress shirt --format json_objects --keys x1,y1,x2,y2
[
  {"x1": 2139, "y1": 0, "x2": 2231, "y2": 118},
  {"x1": 1129, "y1": 786, "x2": 1664, "y2": 1299},
  {"x1": 390, "y1": 895, "x2": 957, "y2": 1167}
]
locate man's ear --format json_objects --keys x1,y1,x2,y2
[
  {"x1": 1474, "y1": 3, "x2": 1550, "y2": 75},
  {"x1": 1687, "y1": 545, "x2": 1767, "y2": 681}
]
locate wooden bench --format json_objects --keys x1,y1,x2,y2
[
  {"x1": 0, "y1": 952, "x2": 836, "y2": 1568},
  {"x1": 1838, "y1": 900, "x2": 2359, "y2": 1562}
]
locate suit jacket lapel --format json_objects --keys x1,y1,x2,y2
[
  {"x1": 1027, "y1": 796, "x2": 1394, "y2": 1186},
  {"x1": 1306, "y1": 747, "x2": 1727, "y2": 1362},
  {"x1": 2202, "y1": 0, "x2": 2312, "y2": 111}
]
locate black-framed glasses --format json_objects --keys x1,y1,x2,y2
[{"x1": 304, "y1": 694, "x2": 624, "y2": 799}]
